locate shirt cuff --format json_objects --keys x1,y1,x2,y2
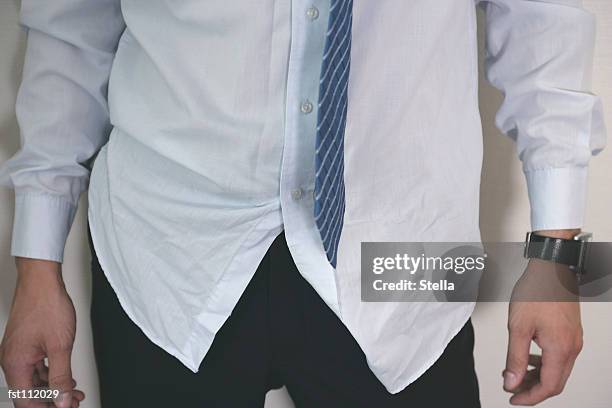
[
  {"x1": 10, "y1": 193, "x2": 78, "y2": 263},
  {"x1": 524, "y1": 167, "x2": 588, "y2": 232}
]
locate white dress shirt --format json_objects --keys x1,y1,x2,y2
[{"x1": 0, "y1": 0, "x2": 605, "y2": 394}]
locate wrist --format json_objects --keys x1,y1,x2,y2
[
  {"x1": 533, "y1": 229, "x2": 581, "y2": 240},
  {"x1": 15, "y1": 257, "x2": 64, "y2": 290}
]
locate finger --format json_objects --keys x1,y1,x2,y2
[
  {"x1": 2, "y1": 359, "x2": 35, "y2": 389},
  {"x1": 2, "y1": 361, "x2": 45, "y2": 408},
  {"x1": 559, "y1": 350, "x2": 578, "y2": 396},
  {"x1": 504, "y1": 327, "x2": 533, "y2": 392},
  {"x1": 47, "y1": 350, "x2": 74, "y2": 408},
  {"x1": 509, "y1": 353, "x2": 542, "y2": 396},
  {"x1": 511, "y1": 368, "x2": 539, "y2": 394},
  {"x1": 72, "y1": 389, "x2": 85, "y2": 401},
  {"x1": 560, "y1": 334, "x2": 582, "y2": 391},
  {"x1": 510, "y1": 343, "x2": 569, "y2": 405}
]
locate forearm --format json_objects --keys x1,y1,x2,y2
[
  {"x1": 534, "y1": 229, "x2": 581, "y2": 239},
  {"x1": 15, "y1": 257, "x2": 63, "y2": 284},
  {"x1": 481, "y1": 0, "x2": 606, "y2": 235},
  {"x1": 0, "y1": 0, "x2": 125, "y2": 263}
]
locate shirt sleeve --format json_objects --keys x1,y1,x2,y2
[
  {"x1": 0, "y1": 0, "x2": 125, "y2": 262},
  {"x1": 478, "y1": 0, "x2": 607, "y2": 231}
]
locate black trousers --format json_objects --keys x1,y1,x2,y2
[{"x1": 88, "y1": 226, "x2": 480, "y2": 407}]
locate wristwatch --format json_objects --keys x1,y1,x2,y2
[{"x1": 523, "y1": 231, "x2": 593, "y2": 275}]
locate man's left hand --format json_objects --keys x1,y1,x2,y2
[
  {"x1": 504, "y1": 300, "x2": 583, "y2": 405},
  {"x1": 503, "y1": 228, "x2": 584, "y2": 406}
]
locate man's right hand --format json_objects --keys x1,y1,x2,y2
[{"x1": 0, "y1": 258, "x2": 84, "y2": 408}]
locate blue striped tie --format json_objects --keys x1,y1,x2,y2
[{"x1": 314, "y1": 0, "x2": 353, "y2": 268}]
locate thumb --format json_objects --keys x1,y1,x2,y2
[
  {"x1": 47, "y1": 350, "x2": 73, "y2": 408},
  {"x1": 504, "y1": 328, "x2": 531, "y2": 391}
]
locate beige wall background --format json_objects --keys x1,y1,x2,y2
[{"x1": 0, "y1": 1, "x2": 610, "y2": 407}]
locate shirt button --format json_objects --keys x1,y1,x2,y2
[
  {"x1": 300, "y1": 100, "x2": 314, "y2": 114},
  {"x1": 291, "y1": 189, "x2": 303, "y2": 201},
  {"x1": 306, "y1": 6, "x2": 320, "y2": 21}
]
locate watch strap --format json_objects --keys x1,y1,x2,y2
[{"x1": 524, "y1": 233, "x2": 582, "y2": 267}]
